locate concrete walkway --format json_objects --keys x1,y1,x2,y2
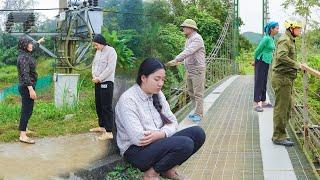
[
  {"x1": 179, "y1": 75, "x2": 264, "y2": 179},
  {"x1": 179, "y1": 75, "x2": 316, "y2": 180},
  {"x1": 258, "y1": 95, "x2": 296, "y2": 179},
  {"x1": 0, "y1": 133, "x2": 113, "y2": 180}
]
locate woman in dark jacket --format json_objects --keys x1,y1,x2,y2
[{"x1": 17, "y1": 36, "x2": 44, "y2": 144}]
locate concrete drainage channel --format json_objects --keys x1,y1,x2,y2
[
  {"x1": 56, "y1": 78, "x2": 133, "y2": 180},
  {"x1": 57, "y1": 154, "x2": 124, "y2": 180}
]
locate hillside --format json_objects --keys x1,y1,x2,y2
[{"x1": 242, "y1": 31, "x2": 262, "y2": 45}]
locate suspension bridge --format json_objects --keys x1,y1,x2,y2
[{"x1": 0, "y1": 0, "x2": 320, "y2": 179}]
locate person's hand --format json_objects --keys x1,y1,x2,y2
[
  {"x1": 28, "y1": 87, "x2": 37, "y2": 100},
  {"x1": 300, "y1": 63, "x2": 308, "y2": 71},
  {"x1": 139, "y1": 130, "x2": 165, "y2": 146},
  {"x1": 251, "y1": 60, "x2": 255, "y2": 66},
  {"x1": 166, "y1": 60, "x2": 179, "y2": 67},
  {"x1": 92, "y1": 77, "x2": 100, "y2": 83},
  {"x1": 37, "y1": 37, "x2": 45, "y2": 44}
]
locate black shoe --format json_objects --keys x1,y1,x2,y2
[{"x1": 273, "y1": 139, "x2": 295, "y2": 147}]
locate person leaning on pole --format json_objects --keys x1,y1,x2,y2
[{"x1": 167, "y1": 19, "x2": 206, "y2": 122}]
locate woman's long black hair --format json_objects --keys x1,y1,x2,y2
[{"x1": 136, "y1": 58, "x2": 171, "y2": 124}]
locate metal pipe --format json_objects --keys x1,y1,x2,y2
[
  {"x1": 9, "y1": 32, "x2": 66, "y2": 36},
  {"x1": 24, "y1": 34, "x2": 58, "y2": 58}
]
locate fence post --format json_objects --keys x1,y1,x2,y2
[{"x1": 302, "y1": 70, "x2": 309, "y2": 149}]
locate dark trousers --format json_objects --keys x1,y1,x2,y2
[
  {"x1": 19, "y1": 86, "x2": 34, "y2": 131},
  {"x1": 272, "y1": 73, "x2": 294, "y2": 141},
  {"x1": 254, "y1": 60, "x2": 270, "y2": 102},
  {"x1": 95, "y1": 81, "x2": 114, "y2": 132},
  {"x1": 124, "y1": 126, "x2": 206, "y2": 173}
]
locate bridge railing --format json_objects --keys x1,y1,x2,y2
[{"x1": 289, "y1": 66, "x2": 320, "y2": 176}]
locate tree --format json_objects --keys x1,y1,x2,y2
[
  {"x1": 104, "y1": 0, "x2": 122, "y2": 31},
  {"x1": 283, "y1": 0, "x2": 320, "y2": 20},
  {"x1": 0, "y1": 30, "x2": 18, "y2": 65},
  {"x1": 155, "y1": 23, "x2": 185, "y2": 61},
  {"x1": 239, "y1": 35, "x2": 253, "y2": 51},
  {"x1": 102, "y1": 28, "x2": 136, "y2": 70},
  {"x1": 144, "y1": 0, "x2": 173, "y2": 26},
  {"x1": 283, "y1": 0, "x2": 320, "y2": 63},
  {"x1": 197, "y1": 0, "x2": 228, "y2": 24},
  {"x1": 119, "y1": 0, "x2": 144, "y2": 31},
  {"x1": 306, "y1": 29, "x2": 320, "y2": 50},
  {"x1": 169, "y1": 0, "x2": 185, "y2": 16},
  {"x1": 182, "y1": 6, "x2": 222, "y2": 53}
]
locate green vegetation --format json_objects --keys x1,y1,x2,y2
[
  {"x1": 295, "y1": 54, "x2": 320, "y2": 117},
  {"x1": 236, "y1": 49, "x2": 254, "y2": 75},
  {"x1": 105, "y1": 162, "x2": 141, "y2": 180},
  {"x1": 0, "y1": 66, "x2": 17, "y2": 89},
  {"x1": 0, "y1": 58, "x2": 54, "y2": 89},
  {"x1": 0, "y1": 70, "x2": 97, "y2": 142}
]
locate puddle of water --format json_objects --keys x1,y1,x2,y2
[{"x1": 0, "y1": 133, "x2": 110, "y2": 180}]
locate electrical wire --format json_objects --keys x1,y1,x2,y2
[
  {"x1": 0, "y1": 8, "x2": 66, "y2": 11},
  {"x1": 0, "y1": 8, "x2": 164, "y2": 17}
]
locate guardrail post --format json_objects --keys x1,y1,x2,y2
[{"x1": 302, "y1": 70, "x2": 309, "y2": 149}]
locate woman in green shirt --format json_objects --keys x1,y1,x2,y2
[{"x1": 253, "y1": 21, "x2": 279, "y2": 112}]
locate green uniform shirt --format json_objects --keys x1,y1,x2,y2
[
  {"x1": 254, "y1": 35, "x2": 275, "y2": 64},
  {"x1": 272, "y1": 30, "x2": 300, "y2": 79}
]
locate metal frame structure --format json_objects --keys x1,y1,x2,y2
[
  {"x1": 232, "y1": 0, "x2": 239, "y2": 59},
  {"x1": 5, "y1": 12, "x2": 35, "y2": 33},
  {"x1": 5, "y1": 0, "x2": 103, "y2": 73},
  {"x1": 55, "y1": 0, "x2": 103, "y2": 73},
  {"x1": 262, "y1": 0, "x2": 270, "y2": 34}
]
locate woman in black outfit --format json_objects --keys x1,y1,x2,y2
[{"x1": 17, "y1": 36, "x2": 44, "y2": 144}]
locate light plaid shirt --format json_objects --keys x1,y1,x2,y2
[
  {"x1": 92, "y1": 45, "x2": 117, "y2": 83},
  {"x1": 175, "y1": 31, "x2": 206, "y2": 74},
  {"x1": 115, "y1": 84, "x2": 178, "y2": 156}
]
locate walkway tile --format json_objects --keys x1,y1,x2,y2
[{"x1": 180, "y1": 76, "x2": 264, "y2": 180}]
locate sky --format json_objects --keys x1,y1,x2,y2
[
  {"x1": 239, "y1": 0, "x2": 293, "y2": 34},
  {"x1": 37, "y1": 0, "x2": 59, "y2": 19},
  {"x1": 239, "y1": 0, "x2": 320, "y2": 34}
]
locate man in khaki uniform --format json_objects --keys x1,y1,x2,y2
[
  {"x1": 167, "y1": 19, "x2": 206, "y2": 122},
  {"x1": 272, "y1": 20, "x2": 307, "y2": 146}
]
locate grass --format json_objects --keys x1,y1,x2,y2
[
  {"x1": 0, "y1": 66, "x2": 17, "y2": 89},
  {"x1": 105, "y1": 162, "x2": 141, "y2": 180},
  {"x1": 0, "y1": 58, "x2": 54, "y2": 89},
  {"x1": 0, "y1": 71, "x2": 99, "y2": 142}
]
